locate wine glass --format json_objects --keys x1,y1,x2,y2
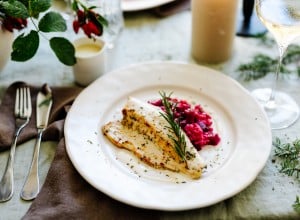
[{"x1": 253, "y1": 0, "x2": 300, "y2": 129}]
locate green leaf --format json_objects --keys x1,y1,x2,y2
[
  {"x1": 88, "y1": 6, "x2": 97, "y2": 10},
  {"x1": 97, "y1": 14, "x2": 109, "y2": 27},
  {"x1": 0, "y1": 1, "x2": 29, "y2": 18},
  {"x1": 28, "y1": 0, "x2": 51, "y2": 18},
  {"x1": 17, "y1": 0, "x2": 30, "y2": 8},
  {"x1": 72, "y1": 0, "x2": 79, "y2": 11},
  {"x1": 50, "y1": 37, "x2": 76, "y2": 66},
  {"x1": 11, "y1": 30, "x2": 39, "y2": 62},
  {"x1": 39, "y1": 12, "x2": 67, "y2": 32}
]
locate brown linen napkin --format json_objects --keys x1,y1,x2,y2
[
  {"x1": 0, "y1": 82, "x2": 160, "y2": 219},
  {"x1": 0, "y1": 81, "x2": 82, "y2": 151},
  {"x1": 23, "y1": 139, "x2": 160, "y2": 220},
  {"x1": 152, "y1": 0, "x2": 190, "y2": 17}
]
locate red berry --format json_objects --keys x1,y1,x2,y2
[
  {"x1": 77, "y1": 10, "x2": 85, "y2": 23},
  {"x1": 82, "y1": 23, "x2": 92, "y2": 38},
  {"x1": 73, "y1": 20, "x2": 80, "y2": 33},
  {"x1": 87, "y1": 21, "x2": 101, "y2": 36}
]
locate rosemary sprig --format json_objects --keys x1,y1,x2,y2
[
  {"x1": 293, "y1": 196, "x2": 300, "y2": 212},
  {"x1": 237, "y1": 54, "x2": 278, "y2": 81},
  {"x1": 283, "y1": 44, "x2": 300, "y2": 65},
  {"x1": 237, "y1": 44, "x2": 300, "y2": 81},
  {"x1": 39, "y1": 84, "x2": 52, "y2": 107},
  {"x1": 273, "y1": 137, "x2": 300, "y2": 212},
  {"x1": 255, "y1": 33, "x2": 276, "y2": 47},
  {"x1": 159, "y1": 91, "x2": 187, "y2": 161},
  {"x1": 273, "y1": 137, "x2": 300, "y2": 178},
  {"x1": 38, "y1": 95, "x2": 52, "y2": 107}
]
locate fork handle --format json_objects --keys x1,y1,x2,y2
[
  {"x1": 20, "y1": 129, "x2": 43, "y2": 201},
  {"x1": 0, "y1": 132, "x2": 19, "y2": 202}
]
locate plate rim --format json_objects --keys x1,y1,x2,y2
[{"x1": 122, "y1": 0, "x2": 175, "y2": 12}]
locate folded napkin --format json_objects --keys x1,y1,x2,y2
[
  {"x1": 0, "y1": 82, "x2": 159, "y2": 219},
  {"x1": 152, "y1": 0, "x2": 190, "y2": 17},
  {"x1": 0, "y1": 81, "x2": 80, "y2": 151}
]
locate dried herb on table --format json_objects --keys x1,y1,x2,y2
[
  {"x1": 237, "y1": 44, "x2": 300, "y2": 81},
  {"x1": 293, "y1": 196, "x2": 300, "y2": 212},
  {"x1": 254, "y1": 33, "x2": 276, "y2": 47},
  {"x1": 274, "y1": 137, "x2": 300, "y2": 177},
  {"x1": 283, "y1": 44, "x2": 300, "y2": 65},
  {"x1": 238, "y1": 54, "x2": 278, "y2": 81},
  {"x1": 159, "y1": 91, "x2": 187, "y2": 161},
  {"x1": 273, "y1": 137, "x2": 300, "y2": 212}
]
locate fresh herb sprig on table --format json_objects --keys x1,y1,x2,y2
[
  {"x1": 159, "y1": 91, "x2": 187, "y2": 161},
  {"x1": 273, "y1": 137, "x2": 300, "y2": 212},
  {"x1": 237, "y1": 44, "x2": 300, "y2": 81},
  {"x1": 255, "y1": 33, "x2": 276, "y2": 47},
  {"x1": 274, "y1": 137, "x2": 300, "y2": 177},
  {"x1": 294, "y1": 196, "x2": 300, "y2": 212}
]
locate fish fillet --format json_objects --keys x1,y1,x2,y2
[{"x1": 102, "y1": 97, "x2": 206, "y2": 179}]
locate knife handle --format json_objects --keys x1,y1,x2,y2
[{"x1": 20, "y1": 129, "x2": 43, "y2": 201}]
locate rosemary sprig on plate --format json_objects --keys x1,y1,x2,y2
[
  {"x1": 273, "y1": 137, "x2": 300, "y2": 212},
  {"x1": 159, "y1": 91, "x2": 187, "y2": 161}
]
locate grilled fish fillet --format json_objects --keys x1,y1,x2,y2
[{"x1": 102, "y1": 97, "x2": 206, "y2": 179}]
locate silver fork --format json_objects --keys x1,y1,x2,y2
[{"x1": 0, "y1": 87, "x2": 32, "y2": 202}]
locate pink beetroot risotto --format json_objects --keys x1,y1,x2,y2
[{"x1": 149, "y1": 97, "x2": 220, "y2": 150}]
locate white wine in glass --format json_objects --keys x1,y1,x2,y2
[{"x1": 253, "y1": 0, "x2": 300, "y2": 129}]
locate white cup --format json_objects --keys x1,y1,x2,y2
[{"x1": 73, "y1": 37, "x2": 106, "y2": 86}]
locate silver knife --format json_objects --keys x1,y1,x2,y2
[{"x1": 20, "y1": 84, "x2": 53, "y2": 201}]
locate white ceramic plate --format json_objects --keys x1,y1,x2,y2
[
  {"x1": 122, "y1": 0, "x2": 175, "y2": 11},
  {"x1": 65, "y1": 62, "x2": 272, "y2": 211}
]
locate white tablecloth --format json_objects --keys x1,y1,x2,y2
[{"x1": 0, "y1": 10, "x2": 300, "y2": 220}]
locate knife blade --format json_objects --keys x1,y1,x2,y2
[{"x1": 20, "y1": 84, "x2": 53, "y2": 201}]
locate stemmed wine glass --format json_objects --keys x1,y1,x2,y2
[{"x1": 253, "y1": 0, "x2": 300, "y2": 129}]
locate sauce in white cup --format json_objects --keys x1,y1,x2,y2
[
  {"x1": 75, "y1": 44, "x2": 102, "y2": 58},
  {"x1": 73, "y1": 37, "x2": 106, "y2": 86}
]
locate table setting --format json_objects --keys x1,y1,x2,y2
[{"x1": 0, "y1": 0, "x2": 300, "y2": 219}]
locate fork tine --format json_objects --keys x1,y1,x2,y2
[
  {"x1": 14, "y1": 88, "x2": 20, "y2": 116},
  {"x1": 18, "y1": 87, "x2": 31, "y2": 118},
  {"x1": 20, "y1": 88, "x2": 25, "y2": 118},
  {"x1": 26, "y1": 87, "x2": 32, "y2": 117}
]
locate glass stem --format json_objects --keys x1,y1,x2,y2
[{"x1": 266, "y1": 44, "x2": 287, "y2": 110}]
